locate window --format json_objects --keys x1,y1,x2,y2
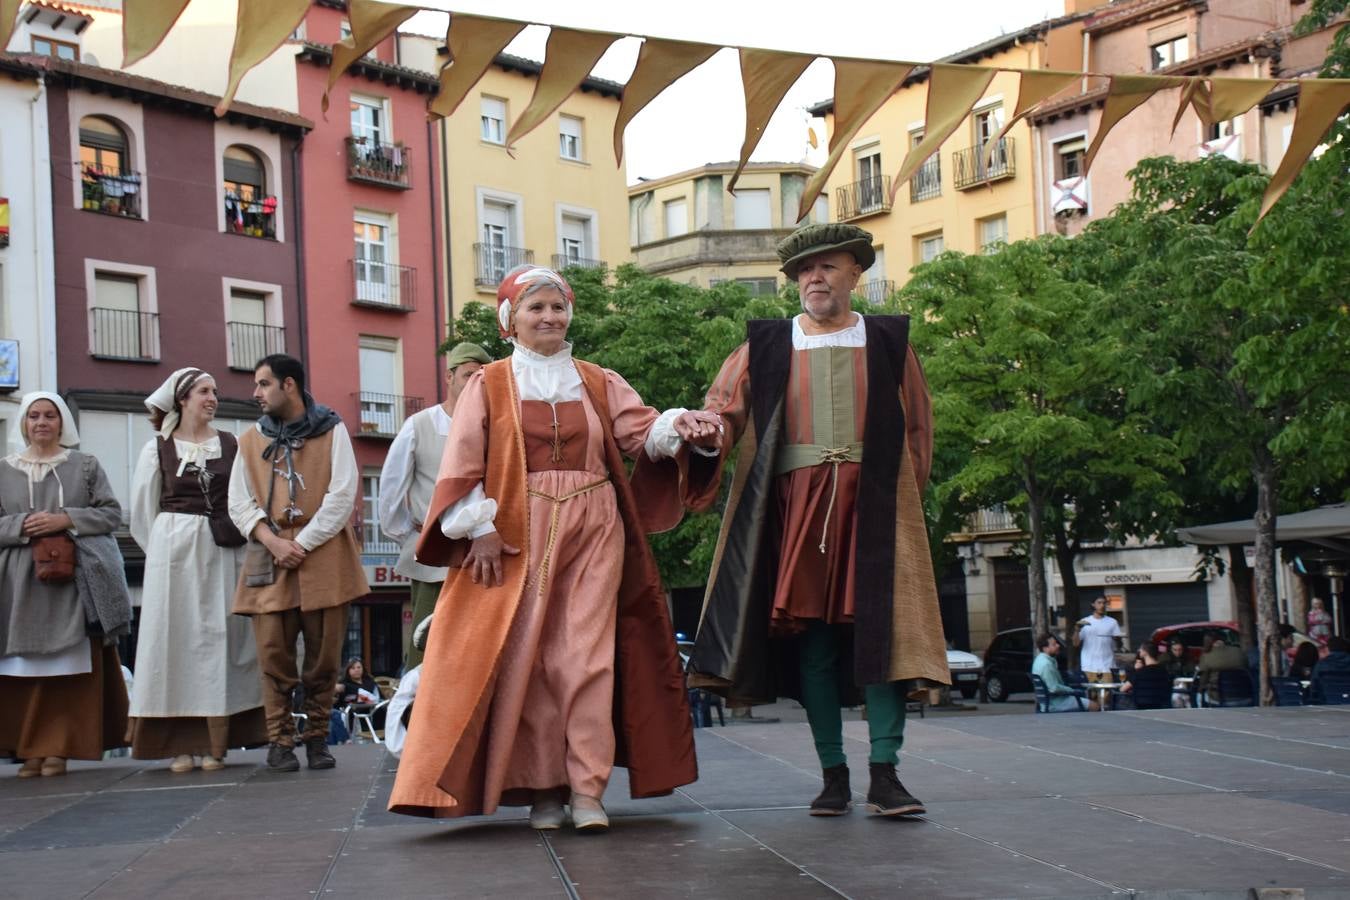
[
  {"x1": 32, "y1": 36, "x2": 78, "y2": 60},
  {"x1": 918, "y1": 233, "x2": 944, "y2": 263},
  {"x1": 1200, "y1": 117, "x2": 1243, "y2": 161},
  {"x1": 856, "y1": 149, "x2": 883, "y2": 211},
  {"x1": 91, "y1": 272, "x2": 155, "y2": 360},
  {"x1": 711, "y1": 277, "x2": 777, "y2": 297},
  {"x1": 350, "y1": 95, "x2": 385, "y2": 146},
  {"x1": 223, "y1": 145, "x2": 274, "y2": 238},
  {"x1": 358, "y1": 337, "x2": 401, "y2": 436},
  {"x1": 664, "y1": 198, "x2": 688, "y2": 238},
  {"x1": 360, "y1": 469, "x2": 395, "y2": 553},
  {"x1": 79, "y1": 116, "x2": 141, "y2": 218},
  {"x1": 559, "y1": 115, "x2": 583, "y2": 161},
  {"x1": 979, "y1": 215, "x2": 1008, "y2": 254},
  {"x1": 560, "y1": 214, "x2": 588, "y2": 265},
  {"x1": 1055, "y1": 139, "x2": 1085, "y2": 180},
  {"x1": 477, "y1": 198, "x2": 522, "y2": 286},
  {"x1": 79, "y1": 116, "x2": 126, "y2": 174},
  {"x1": 227, "y1": 289, "x2": 269, "y2": 369},
  {"x1": 910, "y1": 130, "x2": 941, "y2": 201},
  {"x1": 811, "y1": 194, "x2": 828, "y2": 224},
  {"x1": 354, "y1": 214, "x2": 393, "y2": 304},
  {"x1": 1149, "y1": 35, "x2": 1189, "y2": 70},
  {"x1": 733, "y1": 189, "x2": 772, "y2": 229},
  {"x1": 481, "y1": 96, "x2": 506, "y2": 144},
  {"x1": 974, "y1": 106, "x2": 1004, "y2": 146}
]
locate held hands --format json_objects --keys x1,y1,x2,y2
[
  {"x1": 673, "y1": 410, "x2": 723, "y2": 450},
  {"x1": 264, "y1": 532, "x2": 307, "y2": 569},
  {"x1": 22, "y1": 511, "x2": 74, "y2": 537},
  {"x1": 465, "y1": 531, "x2": 520, "y2": 587}
]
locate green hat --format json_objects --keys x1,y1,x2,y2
[
  {"x1": 777, "y1": 223, "x2": 875, "y2": 279},
  {"x1": 444, "y1": 342, "x2": 491, "y2": 370}
]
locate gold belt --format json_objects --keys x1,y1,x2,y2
[{"x1": 526, "y1": 477, "x2": 611, "y2": 597}]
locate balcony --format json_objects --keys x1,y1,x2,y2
[
  {"x1": 345, "y1": 137, "x2": 411, "y2": 189},
  {"x1": 910, "y1": 156, "x2": 941, "y2": 202},
  {"x1": 226, "y1": 321, "x2": 286, "y2": 371},
  {"x1": 353, "y1": 391, "x2": 423, "y2": 438},
  {"x1": 90, "y1": 307, "x2": 158, "y2": 361},
  {"x1": 964, "y1": 506, "x2": 1020, "y2": 534},
  {"x1": 954, "y1": 137, "x2": 1015, "y2": 190},
  {"x1": 353, "y1": 514, "x2": 400, "y2": 555},
  {"x1": 473, "y1": 243, "x2": 533, "y2": 288},
  {"x1": 351, "y1": 260, "x2": 416, "y2": 312},
  {"x1": 835, "y1": 175, "x2": 892, "y2": 221},
  {"x1": 855, "y1": 279, "x2": 895, "y2": 305},
  {"x1": 81, "y1": 165, "x2": 142, "y2": 219},
  {"x1": 224, "y1": 189, "x2": 276, "y2": 239},
  {"x1": 551, "y1": 254, "x2": 605, "y2": 271}
]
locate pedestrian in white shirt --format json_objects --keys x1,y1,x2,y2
[
  {"x1": 377, "y1": 342, "x2": 492, "y2": 670},
  {"x1": 1074, "y1": 596, "x2": 1123, "y2": 682}
]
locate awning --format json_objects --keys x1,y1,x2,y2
[{"x1": 1177, "y1": 503, "x2": 1350, "y2": 546}]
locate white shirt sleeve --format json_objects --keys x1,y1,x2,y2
[
  {"x1": 128, "y1": 439, "x2": 160, "y2": 552},
  {"x1": 228, "y1": 436, "x2": 268, "y2": 541},
  {"x1": 377, "y1": 416, "x2": 418, "y2": 541},
  {"x1": 295, "y1": 426, "x2": 360, "y2": 552},
  {"x1": 644, "y1": 408, "x2": 686, "y2": 460},
  {"x1": 438, "y1": 482, "x2": 497, "y2": 540}
]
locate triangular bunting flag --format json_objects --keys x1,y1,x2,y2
[
  {"x1": 797, "y1": 58, "x2": 914, "y2": 222},
  {"x1": 505, "y1": 27, "x2": 619, "y2": 148},
  {"x1": 1083, "y1": 74, "x2": 1184, "y2": 174},
  {"x1": 1257, "y1": 79, "x2": 1350, "y2": 222},
  {"x1": 982, "y1": 69, "x2": 1080, "y2": 169},
  {"x1": 323, "y1": 0, "x2": 422, "y2": 114},
  {"x1": 215, "y1": 0, "x2": 310, "y2": 117},
  {"x1": 122, "y1": 0, "x2": 192, "y2": 68},
  {"x1": 0, "y1": 0, "x2": 22, "y2": 57},
  {"x1": 428, "y1": 15, "x2": 526, "y2": 120},
  {"x1": 891, "y1": 63, "x2": 996, "y2": 205},
  {"x1": 1205, "y1": 77, "x2": 1279, "y2": 124},
  {"x1": 728, "y1": 49, "x2": 815, "y2": 194},
  {"x1": 613, "y1": 38, "x2": 719, "y2": 165}
]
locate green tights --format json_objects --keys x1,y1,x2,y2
[{"x1": 798, "y1": 620, "x2": 907, "y2": 768}]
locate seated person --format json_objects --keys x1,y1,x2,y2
[
  {"x1": 1247, "y1": 624, "x2": 1294, "y2": 680},
  {"x1": 1310, "y1": 636, "x2": 1350, "y2": 702},
  {"x1": 1032, "y1": 634, "x2": 1099, "y2": 712},
  {"x1": 1290, "y1": 640, "x2": 1320, "y2": 681},
  {"x1": 1120, "y1": 642, "x2": 1171, "y2": 709},
  {"x1": 1162, "y1": 638, "x2": 1195, "y2": 679},
  {"x1": 336, "y1": 657, "x2": 379, "y2": 707},
  {"x1": 1196, "y1": 631, "x2": 1247, "y2": 704}
]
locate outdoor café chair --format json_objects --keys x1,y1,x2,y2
[
  {"x1": 1031, "y1": 674, "x2": 1088, "y2": 713},
  {"x1": 1269, "y1": 676, "x2": 1307, "y2": 706},
  {"x1": 1213, "y1": 670, "x2": 1257, "y2": 707},
  {"x1": 1310, "y1": 671, "x2": 1350, "y2": 705}
]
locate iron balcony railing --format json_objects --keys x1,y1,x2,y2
[
  {"x1": 345, "y1": 137, "x2": 412, "y2": 189},
  {"x1": 953, "y1": 136, "x2": 1015, "y2": 190},
  {"x1": 351, "y1": 260, "x2": 416, "y2": 311},
  {"x1": 910, "y1": 156, "x2": 941, "y2": 202},
  {"x1": 90, "y1": 307, "x2": 158, "y2": 361},
  {"x1": 353, "y1": 514, "x2": 400, "y2": 555},
  {"x1": 855, "y1": 279, "x2": 895, "y2": 305},
  {"x1": 835, "y1": 175, "x2": 892, "y2": 221},
  {"x1": 965, "y1": 506, "x2": 1020, "y2": 533},
  {"x1": 226, "y1": 321, "x2": 286, "y2": 370},
  {"x1": 223, "y1": 189, "x2": 276, "y2": 239},
  {"x1": 81, "y1": 165, "x2": 143, "y2": 219},
  {"x1": 353, "y1": 391, "x2": 423, "y2": 438},
  {"x1": 551, "y1": 254, "x2": 606, "y2": 271},
  {"x1": 473, "y1": 243, "x2": 533, "y2": 288}
]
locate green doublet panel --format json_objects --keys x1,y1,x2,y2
[{"x1": 776, "y1": 346, "x2": 865, "y2": 475}]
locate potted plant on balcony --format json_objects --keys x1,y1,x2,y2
[{"x1": 360, "y1": 421, "x2": 380, "y2": 434}]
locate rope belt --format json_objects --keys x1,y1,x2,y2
[
  {"x1": 526, "y1": 476, "x2": 611, "y2": 598},
  {"x1": 774, "y1": 441, "x2": 863, "y2": 554}
]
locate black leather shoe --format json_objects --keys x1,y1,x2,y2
[
  {"x1": 809, "y1": 763, "x2": 851, "y2": 816},
  {"x1": 304, "y1": 737, "x2": 336, "y2": 770},
  {"x1": 866, "y1": 763, "x2": 925, "y2": 816},
  {"x1": 266, "y1": 743, "x2": 300, "y2": 773}
]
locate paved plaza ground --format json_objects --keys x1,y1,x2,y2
[{"x1": 2, "y1": 700, "x2": 1349, "y2": 899}]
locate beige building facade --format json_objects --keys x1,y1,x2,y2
[{"x1": 628, "y1": 162, "x2": 824, "y2": 296}]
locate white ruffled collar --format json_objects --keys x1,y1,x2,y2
[
  {"x1": 792, "y1": 313, "x2": 867, "y2": 350},
  {"x1": 510, "y1": 341, "x2": 582, "y2": 404},
  {"x1": 512, "y1": 341, "x2": 575, "y2": 368}
]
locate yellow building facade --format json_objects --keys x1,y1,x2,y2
[
  {"x1": 628, "y1": 162, "x2": 825, "y2": 296},
  {"x1": 399, "y1": 38, "x2": 630, "y2": 318},
  {"x1": 810, "y1": 16, "x2": 1087, "y2": 289}
]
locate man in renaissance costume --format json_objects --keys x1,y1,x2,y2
[
  {"x1": 686, "y1": 223, "x2": 950, "y2": 817},
  {"x1": 229, "y1": 354, "x2": 370, "y2": 773}
]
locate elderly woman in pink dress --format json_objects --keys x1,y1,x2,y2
[{"x1": 389, "y1": 265, "x2": 718, "y2": 832}]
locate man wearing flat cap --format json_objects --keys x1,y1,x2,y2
[
  {"x1": 377, "y1": 342, "x2": 492, "y2": 669},
  {"x1": 685, "y1": 223, "x2": 949, "y2": 817}
]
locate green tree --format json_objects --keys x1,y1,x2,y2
[
  {"x1": 1073, "y1": 152, "x2": 1350, "y2": 703},
  {"x1": 900, "y1": 236, "x2": 1181, "y2": 639}
]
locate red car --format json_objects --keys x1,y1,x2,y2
[{"x1": 1149, "y1": 621, "x2": 1240, "y2": 664}]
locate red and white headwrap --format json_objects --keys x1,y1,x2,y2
[{"x1": 496, "y1": 265, "x2": 574, "y2": 339}]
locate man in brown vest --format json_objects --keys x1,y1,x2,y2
[{"x1": 229, "y1": 354, "x2": 369, "y2": 772}]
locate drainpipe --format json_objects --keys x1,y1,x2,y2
[
  {"x1": 427, "y1": 117, "x2": 444, "y2": 404},
  {"x1": 30, "y1": 73, "x2": 57, "y2": 401},
  {"x1": 438, "y1": 118, "x2": 454, "y2": 348},
  {"x1": 290, "y1": 137, "x2": 309, "y2": 366}
]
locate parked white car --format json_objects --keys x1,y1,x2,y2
[{"x1": 947, "y1": 648, "x2": 983, "y2": 700}]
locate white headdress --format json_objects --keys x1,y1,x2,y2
[
  {"x1": 17, "y1": 391, "x2": 80, "y2": 447},
  {"x1": 145, "y1": 367, "x2": 212, "y2": 439}
]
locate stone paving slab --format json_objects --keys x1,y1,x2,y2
[{"x1": 2, "y1": 705, "x2": 1349, "y2": 898}]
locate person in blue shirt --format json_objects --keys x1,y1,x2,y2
[{"x1": 1032, "y1": 634, "x2": 1098, "y2": 711}]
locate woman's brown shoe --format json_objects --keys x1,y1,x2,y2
[
  {"x1": 17, "y1": 758, "x2": 42, "y2": 778},
  {"x1": 40, "y1": 757, "x2": 66, "y2": 777}
]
